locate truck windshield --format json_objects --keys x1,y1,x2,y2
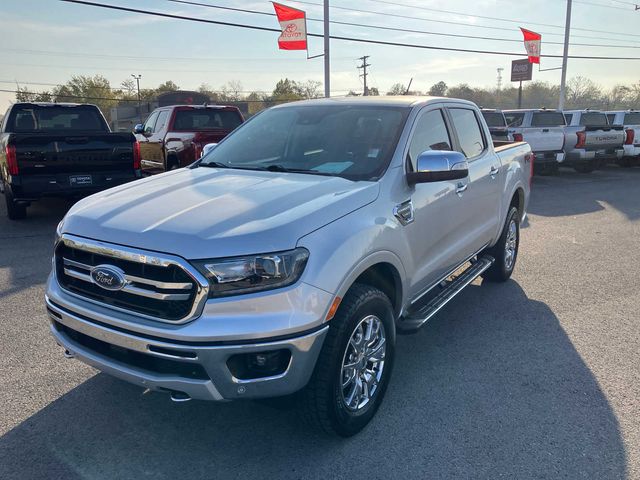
[
  {"x1": 173, "y1": 109, "x2": 243, "y2": 131},
  {"x1": 8, "y1": 105, "x2": 106, "y2": 133},
  {"x1": 199, "y1": 105, "x2": 409, "y2": 181},
  {"x1": 580, "y1": 113, "x2": 608, "y2": 127},
  {"x1": 531, "y1": 112, "x2": 565, "y2": 127},
  {"x1": 482, "y1": 112, "x2": 506, "y2": 127}
]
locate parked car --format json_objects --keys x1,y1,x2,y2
[
  {"x1": 47, "y1": 97, "x2": 532, "y2": 436},
  {"x1": 503, "y1": 108, "x2": 566, "y2": 175},
  {"x1": 134, "y1": 104, "x2": 244, "y2": 175},
  {"x1": 0, "y1": 102, "x2": 141, "y2": 220},
  {"x1": 563, "y1": 109, "x2": 625, "y2": 173},
  {"x1": 481, "y1": 108, "x2": 514, "y2": 143},
  {"x1": 605, "y1": 110, "x2": 640, "y2": 167}
]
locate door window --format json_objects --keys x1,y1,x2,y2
[
  {"x1": 407, "y1": 109, "x2": 452, "y2": 170},
  {"x1": 143, "y1": 111, "x2": 160, "y2": 135},
  {"x1": 155, "y1": 111, "x2": 170, "y2": 132},
  {"x1": 449, "y1": 108, "x2": 486, "y2": 158}
]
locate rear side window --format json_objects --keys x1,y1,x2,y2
[
  {"x1": 624, "y1": 113, "x2": 640, "y2": 125},
  {"x1": 408, "y1": 109, "x2": 452, "y2": 168},
  {"x1": 8, "y1": 105, "x2": 106, "y2": 133},
  {"x1": 531, "y1": 112, "x2": 565, "y2": 127},
  {"x1": 482, "y1": 112, "x2": 506, "y2": 127},
  {"x1": 173, "y1": 110, "x2": 243, "y2": 131},
  {"x1": 449, "y1": 108, "x2": 486, "y2": 158},
  {"x1": 580, "y1": 113, "x2": 608, "y2": 127},
  {"x1": 504, "y1": 112, "x2": 525, "y2": 127}
]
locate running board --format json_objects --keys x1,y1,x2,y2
[{"x1": 397, "y1": 255, "x2": 495, "y2": 334}]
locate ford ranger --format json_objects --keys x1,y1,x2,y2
[
  {"x1": 504, "y1": 108, "x2": 565, "y2": 175},
  {"x1": 563, "y1": 109, "x2": 625, "y2": 173},
  {"x1": 0, "y1": 103, "x2": 141, "y2": 220},
  {"x1": 46, "y1": 97, "x2": 531, "y2": 436},
  {"x1": 134, "y1": 104, "x2": 244, "y2": 175},
  {"x1": 606, "y1": 110, "x2": 640, "y2": 167}
]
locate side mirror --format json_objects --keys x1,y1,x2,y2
[
  {"x1": 133, "y1": 124, "x2": 145, "y2": 134},
  {"x1": 407, "y1": 150, "x2": 469, "y2": 185},
  {"x1": 201, "y1": 143, "x2": 218, "y2": 157}
]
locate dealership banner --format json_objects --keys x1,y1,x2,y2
[
  {"x1": 520, "y1": 28, "x2": 542, "y2": 64},
  {"x1": 272, "y1": 2, "x2": 308, "y2": 51}
]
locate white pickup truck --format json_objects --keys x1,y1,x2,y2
[
  {"x1": 563, "y1": 110, "x2": 625, "y2": 173},
  {"x1": 46, "y1": 97, "x2": 532, "y2": 436},
  {"x1": 504, "y1": 109, "x2": 566, "y2": 175},
  {"x1": 606, "y1": 110, "x2": 640, "y2": 167}
]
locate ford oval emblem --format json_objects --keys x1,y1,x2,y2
[{"x1": 90, "y1": 264, "x2": 126, "y2": 291}]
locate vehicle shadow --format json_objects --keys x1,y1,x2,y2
[
  {"x1": 0, "y1": 280, "x2": 626, "y2": 479},
  {"x1": 0, "y1": 198, "x2": 72, "y2": 301},
  {"x1": 528, "y1": 165, "x2": 640, "y2": 221}
]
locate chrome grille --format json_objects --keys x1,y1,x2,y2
[{"x1": 55, "y1": 235, "x2": 208, "y2": 323}]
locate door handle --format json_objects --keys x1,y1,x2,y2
[
  {"x1": 490, "y1": 166, "x2": 499, "y2": 178},
  {"x1": 456, "y1": 182, "x2": 468, "y2": 195}
]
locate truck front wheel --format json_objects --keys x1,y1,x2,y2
[{"x1": 300, "y1": 284, "x2": 396, "y2": 437}]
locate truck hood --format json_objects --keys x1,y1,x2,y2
[{"x1": 62, "y1": 167, "x2": 379, "y2": 259}]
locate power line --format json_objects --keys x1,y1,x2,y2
[
  {"x1": 164, "y1": 0, "x2": 640, "y2": 49},
  {"x1": 574, "y1": 0, "x2": 636, "y2": 10},
  {"x1": 287, "y1": 0, "x2": 640, "y2": 42},
  {"x1": 361, "y1": 0, "x2": 640, "y2": 36},
  {"x1": 58, "y1": 0, "x2": 640, "y2": 60}
]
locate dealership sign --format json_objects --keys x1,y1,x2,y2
[{"x1": 511, "y1": 59, "x2": 533, "y2": 82}]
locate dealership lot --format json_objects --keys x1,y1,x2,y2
[{"x1": 1, "y1": 167, "x2": 639, "y2": 479}]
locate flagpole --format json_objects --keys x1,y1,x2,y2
[
  {"x1": 323, "y1": 0, "x2": 330, "y2": 98},
  {"x1": 558, "y1": 0, "x2": 572, "y2": 110}
]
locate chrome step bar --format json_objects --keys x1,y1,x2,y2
[
  {"x1": 397, "y1": 255, "x2": 495, "y2": 334},
  {"x1": 62, "y1": 258, "x2": 193, "y2": 301}
]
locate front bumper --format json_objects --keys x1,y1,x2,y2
[{"x1": 46, "y1": 296, "x2": 328, "y2": 401}]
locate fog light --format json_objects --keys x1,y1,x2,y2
[{"x1": 227, "y1": 349, "x2": 291, "y2": 380}]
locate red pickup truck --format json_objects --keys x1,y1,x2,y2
[{"x1": 134, "y1": 105, "x2": 244, "y2": 175}]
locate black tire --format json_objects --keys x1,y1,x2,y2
[
  {"x1": 534, "y1": 163, "x2": 558, "y2": 176},
  {"x1": 484, "y1": 206, "x2": 519, "y2": 282},
  {"x1": 5, "y1": 189, "x2": 27, "y2": 220},
  {"x1": 574, "y1": 162, "x2": 595, "y2": 173},
  {"x1": 300, "y1": 283, "x2": 396, "y2": 437}
]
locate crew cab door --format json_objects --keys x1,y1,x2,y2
[
  {"x1": 402, "y1": 106, "x2": 471, "y2": 297},
  {"x1": 145, "y1": 110, "x2": 170, "y2": 174},
  {"x1": 446, "y1": 106, "x2": 501, "y2": 253}
]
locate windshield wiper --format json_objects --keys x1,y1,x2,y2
[
  {"x1": 263, "y1": 164, "x2": 334, "y2": 176},
  {"x1": 198, "y1": 161, "x2": 229, "y2": 169}
]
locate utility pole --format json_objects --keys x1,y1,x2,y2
[
  {"x1": 558, "y1": 0, "x2": 572, "y2": 110},
  {"x1": 131, "y1": 74, "x2": 142, "y2": 123},
  {"x1": 323, "y1": 0, "x2": 330, "y2": 98},
  {"x1": 357, "y1": 55, "x2": 371, "y2": 96},
  {"x1": 496, "y1": 68, "x2": 504, "y2": 91}
]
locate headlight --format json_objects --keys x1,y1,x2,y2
[{"x1": 192, "y1": 248, "x2": 309, "y2": 298}]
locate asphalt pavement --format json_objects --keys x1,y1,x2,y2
[{"x1": 1, "y1": 166, "x2": 639, "y2": 479}]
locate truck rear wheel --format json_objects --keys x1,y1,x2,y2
[
  {"x1": 484, "y1": 206, "x2": 519, "y2": 282},
  {"x1": 300, "y1": 284, "x2": 395, "y2": 437},
  {"x1": 4, "y1": 189, "x2": 27, "y2": 220}
]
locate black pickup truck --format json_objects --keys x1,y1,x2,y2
[{"x1": 0, "y1": 103, "x2": 141, "y2": 219}]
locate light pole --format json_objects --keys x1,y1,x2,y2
[
  {"x1": 558, "y1": 0, "x2": 572, "y2": 110},
  {"x1": 131, "y1": 74, "x2": 142, "y2": 123},
  {"x1": 323, "y1": 0, "x2": 330, "y2": 98}
]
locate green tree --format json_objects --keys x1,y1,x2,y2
[
  {"x1": 428, "y1": 81, "x2": 448, "y2": 97},
  {"x1": 386, "y1": 83, "x2": 407, "y2": 95},
  {"x1": 52, "y1": 75, "x2": 117, "y2": 121},
  {"x1": 15, "y1": 85, "x2": 52, "y2": 102}
]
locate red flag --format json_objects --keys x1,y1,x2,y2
[
  {"x1": 272, "y1": 2, "x2": 308, "y2": 51},
  {"x1": 520, "y1": 28, "x2": 541, "y2": 64}
]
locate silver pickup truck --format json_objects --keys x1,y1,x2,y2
[
  {"x1": 563, "y1": 109, "x2": 625, "y2": 173},
  {"x1": 606, "y1": 110, "x2": 640, "y2": 167},
  {"x1": 503, "y1": 109, "x2": 566, "y2": 175},
  {"x1": 46, "y1": 97, "x2": 532, "y2": 436}
]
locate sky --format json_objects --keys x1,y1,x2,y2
[{"x1": 1, "y1": 0, "x2": 640, "y2": 112}]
